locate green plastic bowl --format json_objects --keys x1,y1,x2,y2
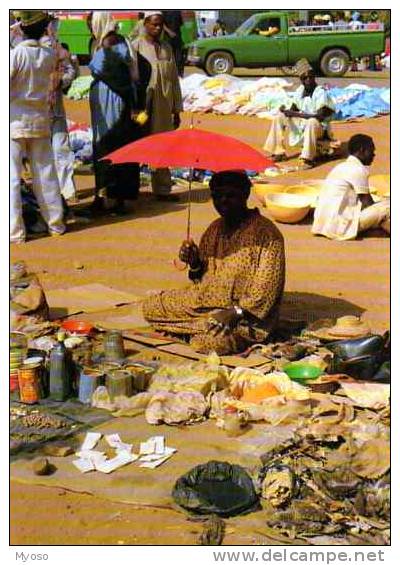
[{"x1": 283, "y1": 363, "x2": 323, "y2": 382}]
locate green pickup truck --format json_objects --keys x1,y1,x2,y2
[
  {"x1": 56, "y1": 10, "x2": 198, "y2": 63},
  {"x1": 187, "y1": 11, "x2": 385, "y2": 77}
]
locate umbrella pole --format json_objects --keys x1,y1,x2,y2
[
  {"x1": 186, "y1": 113, "x2": 194, "y2": 241},
  {"x1": 186, "y1": 167, "x2": 192, "y2": 240}
]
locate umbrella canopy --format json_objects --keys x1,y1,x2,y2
[{"x1": 103, "y1": 128, "x2": 274, "y2": 172}]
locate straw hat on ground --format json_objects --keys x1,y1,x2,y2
[{"x1": 307, "y1": 316, "x2": 371, "y2": 341}]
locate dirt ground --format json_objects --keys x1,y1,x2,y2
[{"x1": 10, "y1": 73, "x2": 390, "y2": 546}]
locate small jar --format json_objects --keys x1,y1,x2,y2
[
  {"x1": 18, "y1": 365, "x2": 41, "y2": 404},
  {"x1": 223, "y1": 407, "x2": 243, "y2": 437}
]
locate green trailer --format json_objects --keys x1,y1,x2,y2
[{"x1": 187, "y1": 11, "x2": 386, "y2": 76}]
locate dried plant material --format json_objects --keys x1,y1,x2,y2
[
  {"x1": 198, "y1": 515, "x2": 225, "y2": 546},
  {"x1": 262, "y1": 397, "x2": 311, "y2": 426},
  {"x1": 311, "y1": 398, "x2": 354, "y2": 426},
  {"x1": 312, "y1": 468, "x2": 361, "y2": 499},
  {"x1": 340, "y1": 383, "x2": 390, "y2": 409},
  {"x1": 261, "y1": 465, "x2": 295, "y2": 507},
  {"x1": 267, "y1": 500, "x2": 340, "y2": 537},
  {"x1": 354, "y1": 482, "x2": 390, "y2": 520},
  {"x1": 350, "y1": 438, "x2": 390, "y2": 479}
]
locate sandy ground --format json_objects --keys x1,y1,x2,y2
[{"x1": 10, "y1": 71, "x2": 390, "y2": 546}]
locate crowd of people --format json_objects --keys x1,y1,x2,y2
[
  {"x1": 10, "y1": 10, "x2": 389, "y2": 355},
  {"x1": 10, "y1": 9, "x2": 184, "y2": 240}
]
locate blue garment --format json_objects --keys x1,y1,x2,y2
[
  {"x1": 89, "y1": 40, "x2": 148, "y2": 199},
  {"x1": 329, "y1": 87, "x2": 390, "y2": 120}
]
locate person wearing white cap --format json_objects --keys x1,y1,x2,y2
[
  {"x1": 10, "y1": 10, "x2": 65, "y2": 243},
  {"x1": 131, "y1": 11, "x2": 183, "y2": 201},
  {"x1": 263, "y1": 58, "x2": 335, "y2": 170}
]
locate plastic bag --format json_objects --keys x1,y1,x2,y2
[{"x1": 172, "y1": 460, "x2": 259, "y2": 517}]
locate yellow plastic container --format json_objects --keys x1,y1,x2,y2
[
  {"x1": 252, "y1": 183, "x2": 289, "y2": 206},
  {"x1": 369, "y1": 174, "x2": 390, "y2": 198},
  {"x1": 264, "y1": 193, "x2": 312, "y2": 224},
  {"x1": 284, "y1": 184, "x2": 320, "y2": 207}
]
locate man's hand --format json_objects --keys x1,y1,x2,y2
[
  {"x1": 173, "y1": 112, "x2": 181, "y2": 129},
  {"x1": 207, "y1": 308, "x2": 242, "y2": 335},
  {"x1": 179, "y1": 239, "x2": 201, "y2": 269}
]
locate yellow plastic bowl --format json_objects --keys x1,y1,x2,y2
[
  {"x1": 252, "y1": 183, "x2": 288, "y2": 206},
  {"x1": 284, "y1": 184, "x2": 320, "y2": 207},
  {"x1": 264, "y1": 193, "x2": 312, "y2": 224},
  {"x1": 369, "y1": 174, "x2": 390, "y2": 197}
]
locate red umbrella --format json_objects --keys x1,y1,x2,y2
[
  {"x1": 104, "y1": 128, "x2": 274, "y2": 252},
  {"x1": 104, "y1": 128, "x2": 274, "y2": 172}
]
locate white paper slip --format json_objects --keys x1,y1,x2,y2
[
  {"x1": 139, "y1": 451, "x2": 174, "y2": 469},
  {"x1": 80, "y1": 432, "x2": 102, "y2": 451},
  {"x1": 115, "y1": 444, "x2": 133, "y2": 455},
  {"x1": 95, "y1": 451, "x2": 138, "y2": 474},
  {"x1": 76, "y1": 450, "x2": 107, "y2": 465},
  {"x1": 153, "y1": 436, "x2": 165, "y2": 454},
  {"x1": 139, "y1": 436, "x2": 165, "y2": 455},
  {"x1": 105, "y1": 434, "x2": 132, "y2": 453},
  {"x1": 105, "y1": 433, "x2": 122, "y2": 447},
  {"x1": 139, "y1": 447, "x2": 176, "y2": 462},
  {"x1": 73, "y1": 458, "x2": 95, "y2": 473}
]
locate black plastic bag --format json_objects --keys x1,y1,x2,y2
[{"x1": 172, "y1": 460, "x2": 259, "y2": 517}]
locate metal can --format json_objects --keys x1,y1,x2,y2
[
  {"x1": 103, "y1": 330, "x2": 125, "y2": 361},
  {"x1": 18, "y1": 365, "x2": 41, "y2": 404}
]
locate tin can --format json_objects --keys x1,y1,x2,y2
[
  {"x1": 78, "y1": 368, "x2": 104, "y2": 404},
  {"x1": 103, "y1": 330, "x2": 125, "y2": 361},
  {"x1": 18, "y1": 366, "x2": 41, "y2": 404},
  {"x1": 106, "y1": 370, "x2": 132, "y2": 400}
]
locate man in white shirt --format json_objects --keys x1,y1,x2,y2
[
  {"x1": 263, "y1": 58, "x2": 335, "y2": 170},
  {"x1": 312, "y1": 134, "x2": 390, "y2": 240},
  {"x1": 10, "y1": 10, "x2": 65, "y2": 244}
]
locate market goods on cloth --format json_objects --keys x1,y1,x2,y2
[{"x1": 66, "y1": 73, "x2": 390, "y2": 121}]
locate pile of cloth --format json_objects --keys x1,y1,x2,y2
[
  {"x1": 67, "y1": 120, "x2": 93, "y2": 164},
  {"x1": 181, "y1": 74, "x2": 390, "y2": 121},
  {"x1": 65, "y1": 72, "x2": 389, "y2": 123}
]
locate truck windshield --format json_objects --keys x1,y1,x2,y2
[{"x1": 235, "y1": 15, "x2": 258, "y2": 35}]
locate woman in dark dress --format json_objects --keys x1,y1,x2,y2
[{"x1": 89, "y1": 12, "x2": 151, "y2": 214}]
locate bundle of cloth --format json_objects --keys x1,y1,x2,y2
[{"x1": 180, "y1": 73, "x2": 390, "y2": 121}]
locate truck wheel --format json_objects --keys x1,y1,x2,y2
[
  {"x1": 320, "y1": 49, "x2": 350, "y2": 77},
  {"x1": 205, "y1": 51, "x2": 234, "y2": 75}
]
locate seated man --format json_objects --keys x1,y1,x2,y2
[
  {"x1": 312, "y1": 134, "x2": 390, "y2": 240},
  {"x1": 263, "y1": 58, "x2": 335, "y2": 170},
  {"x1": 143, "y1": 170, "x2": 286, "y2": 355}
]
